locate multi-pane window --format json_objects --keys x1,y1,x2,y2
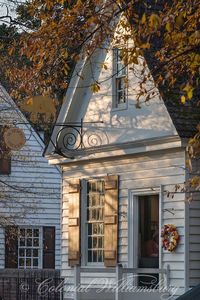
[
  {"x1": 113, "y1": 48, "x2": 127, "y2": 108},
  {"x1": 87, "y1": 180, "x2": 105, "y2": 263},
  {"x1": 18, "y1": 228, "x2": 41, "y2": 269}
]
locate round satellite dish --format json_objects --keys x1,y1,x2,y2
[{"x1": 4, "y1": 128, "x2": 26, "y2": 151}]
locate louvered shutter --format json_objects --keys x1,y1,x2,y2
[
  {"x1": 43, "y1": 227, "x2": 55, "y2": 269},
  {"x1": 68, "y1": 179, "x2": 81, "y2": 267},
  {"x1": 5, "y1": 226, "x2": 18, "y2": 268},
  {"x1": 0, "y1": 126, "x2": 11, "y2": 175},
  {"x1": 0, "y1": 158, "x2": 11, "y2": 175},
  {"x1": 104, "y1": 175, "x2": 119, "y2": 267}
]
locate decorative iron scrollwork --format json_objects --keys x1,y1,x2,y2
[
  {"x1": 11, "y1": 120, "x2": 108, "y2": 159},
  {"x1": 52, "y1": 120, "x2": 108, "y2": 159},
  {"x1": 56, "y1": 126, "x2": 82, "y2": 151}
]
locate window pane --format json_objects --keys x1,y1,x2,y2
[
  {"x1": 98, "y1": 237, "x2": 103, "y2": 248},
  {"x1": 93, "y1": 237, "x2": 97, "y2": 249},
  {"x1": 93, "y1": 224, "x2": 97, "y2": 235},
  {"x1": 117, "y1": 90, "x2": 126, "y2": 104},
  {"x1": 27, "y1": 229, "x2": 32, "y2": 237},
  {"x1": 88, "y1": 250, "x2": 92, "y2": 263},
  {"x1": 98, "y1": 250, "x2": 103, "y2": 262},
  {"x1": 93, "y1": 251, "x2": 97, "y2": 262},
  {"x1": 88, "y1": 224, "x2": 92, "y2": 235},
  {"x1": 19, "y1": 258, "x2": 24, "y2": 267},
  {"x1": 88, "y1": 237, "x2": 92, "y2": 249},
  {"x1": 34, "y1": 229, "x2": 39, "y2": 237},
  {"x1": 33, "y1": 238, "x2": 39, "y2": 247},
  {"x1": 27, "y1": 238, "x2": 32, "y2": 247},
  {"x1": 100, "y1": 195, "x2": 104, "y2": 206},
  {"x1": 99, "y1": 223, "x2": 104, "y2": 235},
  {"x1": 92, "y1": 209, "x2": 96, "y2": 220},
  {"x1": 26, "y1": 249, "x2": 32, "y2": 257},
  {"x1": 33, "y1": 258, "x2": 38, "y2": 267},
  {"x1": 19, "y1": 249, "x2": 25, "y2": 257},
  {"x1": 20, "y1": 229, "x2": 25, "y2": 237},
  {"x1": 26, "y1": 258, "x2": 31, "y2": 267},
  {"x1": 33, "y1": 249, "x2": 38, "y2": 257},
  {"x1": 20, "y1": 238, "x2": 25, "y2": 247}
]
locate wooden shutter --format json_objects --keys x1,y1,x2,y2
[
  {"x1": 5, "y1": 226, "x2": 18, "y2": 268},
  {"x1": 0, "y1": 126, "x2": 11, "y2": 175},
  {"x1": 0, "y1": 158, "x2": 11, "y2": 175},
  {"x1": 43, "y1": 227, "x2": 55, "y2": 269},
  {"x1": 104, "y1": 175, "x2": 119, "y2": 267},
  {"x1": 68, "y1": 179, "x2": 81, "y2": 267}
]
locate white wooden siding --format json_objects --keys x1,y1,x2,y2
[
  {"x1": 188, "y1": 158, "x2": 200, "y2": 287},
  {"x1": 0, "y1": 86, "x2": 61, "y2": 269},
  {"x1": 61, "y1": 148, "x2": 186, "y2": 298}
]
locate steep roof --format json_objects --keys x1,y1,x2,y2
[
  {"x1": 165, "y1": 99, "x2": 200, "y2": 138},
  {"x1": 0, "y1": 84, "x2": 45, "y2": 149}
]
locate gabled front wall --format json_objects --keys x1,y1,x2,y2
[
  {"x1": 62, "y1": 44, "x2": 178, "y2": 149},
  {"x1": 61, "y1": 148, "x2": 187, "y2": 298},
  {"x1": 0, "y1": 86, "x2": 61, "y2": 269}
]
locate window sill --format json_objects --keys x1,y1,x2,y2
[
  {"x1": 111, "y1": 104, "x2": 128, "y2": 112},
  {"x1": 83, "y1": 263, "x2": 104, "y2": 268}
]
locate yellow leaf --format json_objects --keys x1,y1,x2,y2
[
  {"x1": 141, "y1": 13, "x2": 146, "y2": 24},
  {"x1": 183, "y1": 84, "x2": 193, "y2": 99},
  {"x1": 37, "y1": 61, "x2": 44, "y2": 70},
  {"x1": 26, "y1": 98, "x2": 33, "y2": 105},
  {"x1": 100, "y1": 63, "x2": 108, "y2": 70},
  {"x1": 181, "y1": 95, "x2": 186, "y2": 104},
  {"x1": 165, "y1": 22, "x2": 173, "y2": 32},
  {"x1": 187, "y1": 89, "x2": 193, "y2": 100},
  {"x1": 175, "y1": 13, "x2": 184, "y2": 27},
  {"x1": 149, "y1": 14, "x2": 161, "y2": 29},
  {"x1": 64, "y1": 68, "x2": 68, "y2": 75},
  {"x1": 90, "y1": 83, "x2": 100, "y2": 93},
  {"x1": 8, "y1": 47, "x2": 14, "y2": 56},
  {"x1": 130, "y1": 56, "x2": 138, "y2": 64},
  {"x1": 124, "y1": 77, "x2": 129, "y2": 88},
  {"x1": 140, "y1": 43, "x2": 150, "y2": 49}
]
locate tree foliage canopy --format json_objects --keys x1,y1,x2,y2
[
  {"x1": 0, "y1": 0, "x2": 200, "y2": 192},
  {"x1": 2, "y1": 0, "x2": 199, "y2": 104}
]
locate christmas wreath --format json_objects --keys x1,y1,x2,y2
[{"x1": 161, "y1": 224, "x2": 180, "y2": 252}]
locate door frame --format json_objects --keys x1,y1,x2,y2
[{"x1": 128, "y1": 187, "x2": 163, "y2": 269}]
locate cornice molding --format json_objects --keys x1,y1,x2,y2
[{"x1": 46, "y1": 134, "x2": 183, "y2": 165}]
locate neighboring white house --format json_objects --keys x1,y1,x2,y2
[
  {"x1": 0, "y1": 84, "x2": 61, "y2": 299},
  {"x1": 45, "y1": 20, "x2": 200, "y2": 300}
]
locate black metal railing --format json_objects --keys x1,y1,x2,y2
[{"x1": 0, "y1": 269, "x2": 63, "y2": 300}]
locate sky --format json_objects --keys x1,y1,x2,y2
[{"x1": 0, "y1": 0, "x2": 23, "y2": 22}]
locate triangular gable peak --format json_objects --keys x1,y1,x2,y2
[
  {"x1": 0, "y1": 84, "x2": 46, "y2": 150},
  {"x1": 46, "y1": 18, "x2": 180, "y2": 162},
  {"x1": 0, "y1": 85, "x2": 61, "y2": 173}
]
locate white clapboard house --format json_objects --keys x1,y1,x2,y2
[
  {"x1": 0, "y1": 84, "x2": 61, "y2": 299},
  {"x1": 45, "y1": 18, "x2": 200, "y2": 300}
]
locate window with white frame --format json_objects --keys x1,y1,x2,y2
[
  {"x1": 87, "y1": 180, "x2": 105, "y2": 263},
  {"x1": 113, "y1": 48, "x2": 127, "y2": 108},
  {"x1": 18, "y1": 227, "x2": 41, "y2": 269}
]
